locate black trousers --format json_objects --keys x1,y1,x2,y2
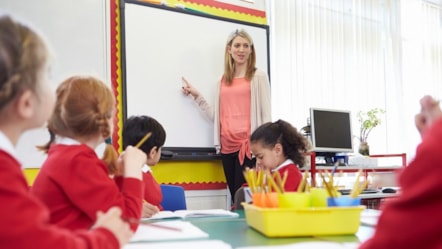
[{"x1": 221, "y1": 151, "x2": 256, "y2": 203}]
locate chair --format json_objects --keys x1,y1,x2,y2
[
  {"x1": 233, "y1": 187, "x2": 245, "y2": 210},
  {"x1": 160, "y1": 184, "x2": 187, "y2": 211},
  {"x1": 234, "y1": 186, "x2": 252, "y2": 210}
]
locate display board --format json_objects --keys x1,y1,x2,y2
[{"x1": 122, "y1": 1, "x2": 269, "y2": 158}]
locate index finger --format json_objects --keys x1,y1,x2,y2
[{"x1": 181, "y1": 77, "x2": 190, "y2": 87}]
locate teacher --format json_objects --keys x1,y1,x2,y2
[{"x1": 182, "y1": 29, "x2": 271, "y2": 208}]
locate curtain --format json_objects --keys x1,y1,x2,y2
[
  {"x1": 267, "y1": 0, "x2": 441, "y2": 160},
  {"x1": 401, "y1": 1, "x2": 442, "y2": 159}
]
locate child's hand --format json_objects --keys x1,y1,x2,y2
[
  {"x1": 92, "y1": 207, "x2": 133, "y2": 248},
  {"x1": 119, "y1": 146, "x2": 146, "y2": 179},
  {"x1": 142, "y1": 201, "x2": 160, "y2": 218},
  {"x1": 415, "y1": 95, "x2": 442, "y2": 137}
]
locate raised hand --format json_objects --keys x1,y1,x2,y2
[{"x1": 181, "y1": 77, "x2": 201, "y2": 99}]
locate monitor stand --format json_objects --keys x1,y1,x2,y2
[{"x1": 315, "y1": 152, "x2": 336, "y2": 166}]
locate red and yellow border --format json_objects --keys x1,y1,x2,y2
[
  {"x1": 110, "y1": 0, "x2": 268, "y2": 190},
  {"x1": 139, "y1": 0, "x2": 267, "y2": 25}
]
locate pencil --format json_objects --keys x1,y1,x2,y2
[
  {"x1": 124, "y1": 217, "x2": 182, "y2": 232},
  {"x1": 135, "y1": 132, "x2": 152, "y2": 148},
  {"x1": 143, "y1": 222, "x2": 182, "y2": 232}
]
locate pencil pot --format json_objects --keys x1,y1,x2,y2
[
  {"x1": 252, "y1": 193, "x2": 266, "y2": 207},
  {"x1": 278, "y1": 192, "x2": 311, "y2": 209},
  {"x1": 310, "y1": 188, "x2": 329, "y2": 207},
  {"x1": 327, "y1": 196, "x2": 361, "y2": 207},
  {"x1": 264, "y1": 192, "x2": 279, "y2": 208}
]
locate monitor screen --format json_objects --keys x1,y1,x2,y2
[{"x1": 310, "y1": 108, "x2": 353, "y2": 153}]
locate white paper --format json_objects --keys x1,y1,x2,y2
[
  {"x1": 143, "y1": 209, "x2": 239, "y2": 220},
  {"x1": 124, "y1": 239, "x2": 232, "y2": 249},
  {"x1": 360, "y1": 209, "x2": 382, "y2": 227},
  {"x1": 236, "y1": 242, "x2": 359, "y2": 249},
  {"x1": 130, "y1": 220, "x2": 209, "y2": 242}
]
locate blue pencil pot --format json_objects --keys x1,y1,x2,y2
[{"x1": 327, "y1": 196, "x2": 361, "y2": 207}]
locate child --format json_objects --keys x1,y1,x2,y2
[
  {"x1": 122, "y1": 115, "x2": 166, "y2": 217},
  {"x1": 30, "y1": 75, "x2": 147, "y2": 231},
  {"x1": 0, "y1": 14, "x2": 132, "y2": 248},
  {"x1": 359, "y1": 95, "x2": 442, "y2": 248},
  {"x1": 250, "y1": 119, "x2": 308, "y2": 191}
]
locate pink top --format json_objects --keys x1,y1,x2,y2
[{"x1": 219, "y1": 77, "x2": 251, "y2": 164}]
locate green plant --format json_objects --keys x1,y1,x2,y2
[{"x1": 356, "y1": 108, "x2": 385, "y2": 143}]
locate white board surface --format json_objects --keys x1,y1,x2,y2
[{"x1": 123, "y1": 2, "x2": 269, "y2": 149}]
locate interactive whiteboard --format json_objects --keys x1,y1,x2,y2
[{"x1": 122, "y1": 1, "x2": 269, "y2": 155}]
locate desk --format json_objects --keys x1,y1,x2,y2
[{"x1": 131, "y1": 211, "x2": 375, "y2": 248}]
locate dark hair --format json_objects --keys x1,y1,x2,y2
[
  {"x1": 122, "y1": 115, "x2": 166, "y2": 155},
  {"x1": 250, "y1": 119, "x2": 308, "y2": 167}
]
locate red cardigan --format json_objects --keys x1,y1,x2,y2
[
  {"x1": 359, "y1": 118, "x2": 442, "y2": 249},
  {"x1": 143, "y1": 170, "x2": 163, "y2": 210},
  {"x1": 0, "y1": 150, "x2": 119, "y2": 249},
  {"x1": 31, "y1": 144, "x2": 143, "y2": 231},
  {"x1": 275, "y1": 162, "x2": 303, "y2": 192}
]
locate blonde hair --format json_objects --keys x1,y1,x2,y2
[
  {"x1": 0, "y1": 15, "x2": 49, "y2": 112},
  {"x1": 38, "y1": 76, "x2": 119, "y2": 174},
  {"x1": 223, "y1": 29, "x2": 256, "y2": 84}
]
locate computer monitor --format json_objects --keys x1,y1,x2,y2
[{"x1": 310, "y1": 108, "x2": 354, "y2": 164}]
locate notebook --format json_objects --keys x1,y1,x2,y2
[
  {"x1": 130, "y1": 220, "x2": 209, "y2": 242},
  {"x1": 124, "y1": 239, "x2": 232, "y2": 249},
  {"x1": 143, "y1": 209, "x2": 239, "y2": 220}
]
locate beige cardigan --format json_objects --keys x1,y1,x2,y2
[{"x1": 194, "y1": 69, "x2": 272, "y2": 153}]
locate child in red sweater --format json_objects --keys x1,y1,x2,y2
[
  {"x1": 122, "y1": 115, "x2": 167, "y2": 217},
  {"x1": 0, "y1": 14, "x2": 132, "y2": 248},
  {"x1": 30, "y1": 75, "x2": 147, "y2": 231},
  {"x1": 250, "y1": 119, "x2": 308, "y2": 191},
  {"x1": 359, "y1": 95, "x2": 442, "y2": 249}
]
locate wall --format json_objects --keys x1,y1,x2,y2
[
  {"x1": 2, "y1": 0, "x2": 110, "y2": 168},
  {"x1": 9, "y1": 0, "x2": 267, "y2": 209}
]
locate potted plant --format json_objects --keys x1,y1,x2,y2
[{"x1": 356, "y1": 108, "x2": 385, "y2": 155}]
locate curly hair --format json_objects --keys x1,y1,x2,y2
[{"x1": 250, "y1": 119, "x2": 308, "y2": 167}]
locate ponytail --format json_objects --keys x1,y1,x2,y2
[{"x1": 102, "y1": 137, "x2": 119, "y2": 175}]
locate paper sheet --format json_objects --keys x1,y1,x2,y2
[
  {"x1": 360, "y1": 209, "x2": 382, "y2": 227},
  {"x1": 130, "y1": 220, "x2": 209, "y2": 242},
  {"x1": 236, "y1": 242, "x2": 359, "y2": 249},
  {"x1": 143, "y1": 209, "x2": 239, "y2": 220},
  {"x1": 124, "y1": 239, "x2": 232, "y2": 249}
]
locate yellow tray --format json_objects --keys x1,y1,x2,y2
[{"x1": 243, "y1": 203, "x2": 365, "y2": 237}]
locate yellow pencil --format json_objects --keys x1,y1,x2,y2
[
  {"x1": 135, "y1": 132, "x2": 152, "y2": 148},
  {"x1": 281, "y1": 171, "x2": 288, "y2": 188},
  {"x1": 266, "y1": 171, "x2": 282, "y2": 194}
]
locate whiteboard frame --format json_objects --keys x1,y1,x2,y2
[{"x1": 120, "y1": 0, "x2": 270, "y2": 159}]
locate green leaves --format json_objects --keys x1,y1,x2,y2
[{"x1": 356, "y1": 108, "x2": 385, "y2": 143}]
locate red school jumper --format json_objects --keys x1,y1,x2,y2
[
  {"x1": 359, "y1": 119, "x2": 442, "y2": 249},
  {"x1": 142, "y1": 165, "x2": 163, "y2": 210},
  {"x1": 0, "y1": 150, "x2": 119, "y2": 249},
  {"x1": 31, "y1": 144, "x2": 143, "y2": 231},
  {"x1": 273, "y1": 160, "x2": 303, "y2": 192}
]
